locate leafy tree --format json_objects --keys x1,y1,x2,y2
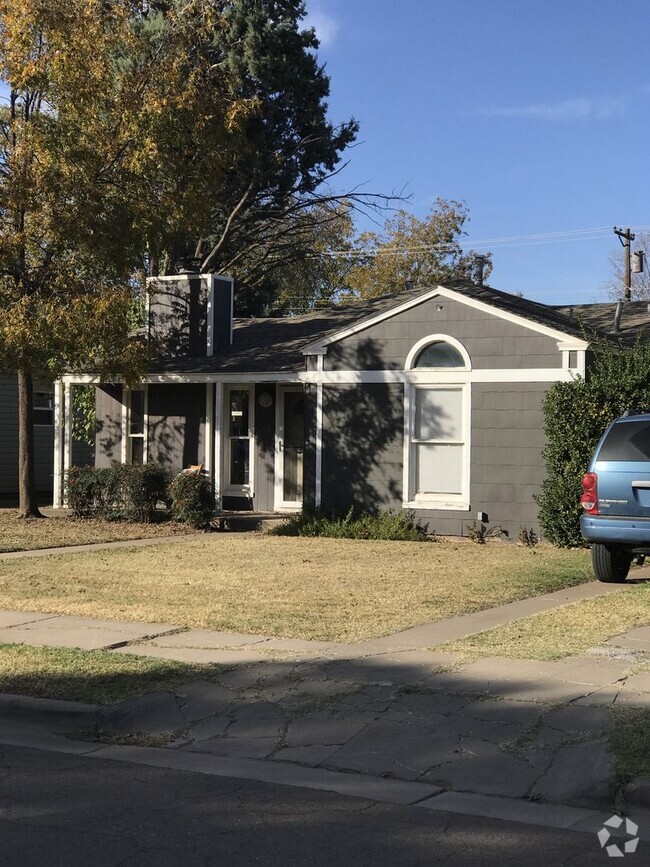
[
  {"x1": 0, "y1": 0, "x2": 372, "y2": 515},
  {"x1": 237, "y1": 201, "x2": 357, "y2": 315},
  {"x1": 154, "y1": 0, "x2": 391, "y2": 314},
  {"x1": 537, "y1": 338, "x2": 650, "y2": 546},
  {"x1": 344, "y1": 199, "x2": 491, "y2": 300},
  {"x1": 0, "y1": 0, "x2": 251, "y2": 517}
]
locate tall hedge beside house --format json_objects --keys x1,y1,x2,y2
[{"x1": 538, "y1": 339, "x2": 650, "y2": 546}]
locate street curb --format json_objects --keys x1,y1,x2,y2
[
  {"x1": 0, "y1": 693, "x2": 99, "y2": 725},
  {"x1": 2, "y1": 720, "x2": 649, "y2": 840}
]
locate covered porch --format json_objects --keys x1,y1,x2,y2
[{"x1": 52, "y1": 374, "x2": 311, "y2": 514}]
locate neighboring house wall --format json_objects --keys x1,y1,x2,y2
[
  {"x1": 0, "y1": 373, "x2": 54, "y2": 496},
  {"x1": 324, "y1": 295, "x2": 562, "y2": 371}
]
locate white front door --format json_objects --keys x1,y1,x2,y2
[{"x1": 274, "y1": 387, "x2": 304, "y2": 511}]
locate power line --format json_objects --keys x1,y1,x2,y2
[{"x1": 313, "y1": 225, "x2": 650, "y2": 259}]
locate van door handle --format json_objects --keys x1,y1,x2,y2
[{"x1": 632, "y1": 481, "x2": 650, "y2": 488}]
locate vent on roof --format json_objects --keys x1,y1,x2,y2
[{"x1": 613, "y1": 299, "x2": 623, "y2": 333}]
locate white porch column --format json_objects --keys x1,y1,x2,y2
[
  {"x1": 214, "y1": 381, "x2": 223, "y2": 509},
  {"x1": 53, "y1": 380, "x2": 64, "y2": 508},
  {"x1": 62, "y1": 382, "x2": 73, "y2": 506},
  {"x1": 205, "y1": 382, "x2": 214, "y2": 481},
  {"x1": 314, "y1": 355, "x2": 324, "y2": 508},
  {"x1": 315, "y1": 383, "x2": 323, "y2": 508}
]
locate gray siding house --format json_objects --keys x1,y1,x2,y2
[
  {"x1": 0, "y1": 373, "x2": 55, "y2": 498},
  {"x1": 53, "y1": 275, "x2": 636, "y2": 536}
]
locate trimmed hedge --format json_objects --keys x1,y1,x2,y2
[
  {"x1": 269, "y1": 508, "x2": 431, "y2": 542},
  {"x1": 65, "y1": 464, "x2": 171, "y2": 523}
]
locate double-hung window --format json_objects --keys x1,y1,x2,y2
[
  {"x1": 127, "y1": 388, "x2": 146, "y2": 465},
  {"x1": 404, "y1": 337, "x2": 470, "y2": 510},
  {"x1": 33, "y1": 386, "x2": 54, "y2": 426}
]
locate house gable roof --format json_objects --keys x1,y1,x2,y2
[
  {"x1": 300, "y1": 281, "x2": 595, "y2": 354},
  {"x1": 147, "y1": 281, "x2": 650, "y2": 376}
]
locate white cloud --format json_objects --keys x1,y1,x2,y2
[
  {"x1": 473, "y1": 95, "x2": 627, "y2": 121},
  {"x1": 304, "y1": 5, "x2": 339, "y2": 48}
]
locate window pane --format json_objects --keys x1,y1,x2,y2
[
  {"x1": 130, "y1": 437, "x2": 144, "y2": 466},
  {"x1": 416, "y1": 444, "x2": 463, "y2": 494},
  {"x1": 415, "y1": 342, "x2": 464, "y2": 368},
  {"x1": 229, "y1": 390, "x2": 249, "y2": 437},
  {"x1": 33, "y1": 390, "x2": 54, "y2": 425},
  {"x1": 415, "y1": 389, "x2": 462, "y2": 441},
  {"x1": 230, "y1": 439, "x2": 249, "y2": 486},
  {"x1": 130, "y1": 390, "x2": 145, "y2": 435},
  {"x1": 599, "y1": 421, "x2": 650, "y2": 461}
]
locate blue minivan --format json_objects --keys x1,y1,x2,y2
[{"x1": 580, "y1": 412, "x2": 650, "y2": 582}]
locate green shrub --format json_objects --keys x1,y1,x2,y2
[
  {"x1": 269, "y1": 508, "x2": 431, "y2": 542},
  {"x1": 537, "y1": 337, "x2": 650, "y2": 547},
  {"x1": 64, "y1": 464, "x2": 170, "y2": 523},
  {"x1": 168, "y1": 472, "x2": 215, "y2": 529},
  {"x1": 65, "y1": 466, "x2": 99, "y2": 518}
]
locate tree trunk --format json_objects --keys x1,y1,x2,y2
[{"x1": 17, "y1": 367, "x2": 43, "y2": 519}]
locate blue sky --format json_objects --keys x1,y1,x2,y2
[{"x1": 304, "y1": 0, "x2": 650, "y2": 304}]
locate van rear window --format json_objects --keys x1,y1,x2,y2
[{"x1": 599, "y1": 421, "x2": 650, "y2": 461}]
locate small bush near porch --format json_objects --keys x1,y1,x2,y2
[{"x1": 0, "y1": 536, "x2": 593, "y2": 642}]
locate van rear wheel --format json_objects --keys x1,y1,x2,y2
[{"x1": 591, "y1": 544, "x2": 632, "y2": 583}]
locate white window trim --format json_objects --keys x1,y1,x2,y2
[
  {"x1": 123, "y1": 386, "x2": 148, "y2": 465},
  {"x1": 223, "y1": 384, "x2": 255, "y2": 498},
  {"x1": 403, "y1": 382, "x2": 471, "y2": 510},
  {"x1": 405, "y1": 333, "x2": 472, "y2": 371},
  {"x1": 403, "y1": 335, "x2": 472, "y2": 511}
]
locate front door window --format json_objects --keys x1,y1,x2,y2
[
  {"x1": 282, "y1": 391, "x2": 304, "y2": 503},
  {"x1": 228, "y1": 388, "x2": 250, "y2": 487}
]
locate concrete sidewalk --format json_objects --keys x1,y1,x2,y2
[{"x1": 0, "y1": 579, "x2": 648, "y2": 823}]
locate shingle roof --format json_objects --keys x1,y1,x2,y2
[
  {"x1": 553, "y1": 301, "x2": 650, "y2": 344},
  {"x1": 148, "y1": 281, "x2": 650, "y2": 375}
]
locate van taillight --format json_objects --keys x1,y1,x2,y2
[{"x1": 581, "y1": 473, "x2": 598, "y2": 514}]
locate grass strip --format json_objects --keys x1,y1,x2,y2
[
  {"x1": 438, "y1": 584, "x2": 650, "y2": 661},
  {"x1": 0, "y1": 643, "x2": 223, "y2": 705}
]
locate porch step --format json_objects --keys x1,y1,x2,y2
[{"x1": 217, "y1": 511, "x2": 289, "y2": 533}]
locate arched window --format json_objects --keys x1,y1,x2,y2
[
  {"x1": 405, "y1": 335, "x2": 471, "y2": 372},
  {"x1": 404, "y1": 336, "x2": 470, "y2": 510},
  {"x1": 413, "y1": 341, "x2": 465, "y2": 369}
]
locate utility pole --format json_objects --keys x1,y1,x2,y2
[{"x1": 613, "y1": 226, "x2": 635, "y2": 301}]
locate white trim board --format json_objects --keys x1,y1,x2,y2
[
  {"x1": 60, "y1": 367, "x2": 577, "y2": 387},
  {"x1": 301, "y1": 285, "x2": 590, "y2": 355}
]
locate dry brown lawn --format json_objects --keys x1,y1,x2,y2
[
  {"x1": 0, "y1": 536, "x2": 593, "y2": 642},
  {"x1": 439, "y1": 582, "x2": 650, "y2": 660},
  {"x1": 0, "y1": 509, "x2": 194, "y2": 553}
]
